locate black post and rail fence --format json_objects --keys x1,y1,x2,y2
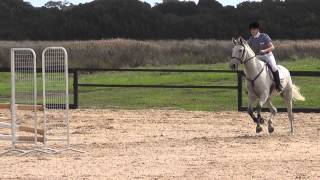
[
  {"x1": 1, "y1": 68, "x2": 319, "y2": 112},
  {"x1": 72, "y1": 68, "x2": 320, "y2": 113}
]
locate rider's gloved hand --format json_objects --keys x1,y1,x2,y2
[{"x1": 259, "y1": 49, "x2": 266, "y2": 55}]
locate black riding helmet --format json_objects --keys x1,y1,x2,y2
[{"x1": 249, "y1": 22, "x2": 260, "y2": 29}]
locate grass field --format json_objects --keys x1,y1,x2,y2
[
  {"x1": 76, "y1": 58, "x2": 320, "y2": 111},
  {"x1": 0, "y1": 58, "x2": 319, "y2": 111}
]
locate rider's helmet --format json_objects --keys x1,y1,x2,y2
[{"x1": 249, "y1": 22, "x2": 260, "y2": 30}]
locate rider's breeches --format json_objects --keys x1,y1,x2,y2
[{"x1": 257, "y1": 53, "x2": 278, "y2": 72}]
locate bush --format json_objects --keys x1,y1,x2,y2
[{"x1": 0, "y1": 39, "x2": 319, "y2": 68}]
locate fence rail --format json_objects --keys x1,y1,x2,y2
[
  {"x1": 73, "y1": 68, "x2": 239, "y2": 110},
  {"x1": 76, "y1": 69, "x2": 238, "y2": 90},
  {"x1": 0, "y1": 67, "x2": 319, "y2": 112},
  {"x1": 74, "y1": 68, "x2": 320, "y2": 112}
]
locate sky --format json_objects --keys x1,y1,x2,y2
[{"x1": 25, "y1": 0, "x2": 258, "y2": 7}]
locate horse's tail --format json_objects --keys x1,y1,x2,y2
[{"x1": 292, "y1": 84, "x2": 305, "y2": 101}]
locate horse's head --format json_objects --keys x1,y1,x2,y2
[{"x1": 230, "y1": 37, "x2": 251, "y2": 71}]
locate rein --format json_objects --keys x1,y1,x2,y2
[
  {"x1": 231, "y1": 44, "x2": 256, "y2": 64},
  {"x1": 231, "y1": 44, "x2": 265, "y2": 88}
]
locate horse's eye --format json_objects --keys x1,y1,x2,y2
[{"x1": 239, "y1": 49, "x2": 242, "y2": 52}]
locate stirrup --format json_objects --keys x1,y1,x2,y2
[{"x1": 276, "y1": 84, "x2": 283, "y2": 92}]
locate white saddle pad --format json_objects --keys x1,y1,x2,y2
[
  {"x1": 277, "y1": 65, "x2": 286, "y2": 80},
  {"x1": 268, "y1": 65, "x2": 286, "y2": 80}
]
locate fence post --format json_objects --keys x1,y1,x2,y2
[
  {"x1": 237, "y1": 71, "x2": 243, "y2": 111},
  {"x1": 73, "y1": 69, "x2": 79, "y2": 109}
]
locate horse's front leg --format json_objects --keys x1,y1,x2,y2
[
  {"x1": 247, "y1": 93, "x2": 258, "y2": 123},
  {"x1": 256, "y1": 94, "x2": 269, "y2": 134}
]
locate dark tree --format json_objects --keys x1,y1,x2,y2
[
  {"x1": 197, "y1": 0, "x2": 222, "y2": 9},
  {"x1": 0, "y1": 0, "x2": 320, "y2": 40}
]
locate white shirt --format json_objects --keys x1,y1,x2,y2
[{"x1": 254, "y1": 32, "x2": 261, "y2": 38}]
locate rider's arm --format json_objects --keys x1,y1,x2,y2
[
  {"x1": 261, "y1": 42, "x2": 275, "y2": 53},
  {"x1": 260, "y1": 34, "x2": 274, "y2": 54}
]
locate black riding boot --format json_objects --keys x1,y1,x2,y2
[{"x1": 272, "y1": 70, "x2": 282, "y2": 92}]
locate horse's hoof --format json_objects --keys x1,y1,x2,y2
[
  {"x1": 268, "y1": 126, "x2": 274, "y2": 133},
  {"x1": 256, "y1": 126, "x2": 263, "y2": 133}
]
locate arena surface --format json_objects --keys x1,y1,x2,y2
[{"x1": 0, "y1": 109, "x2": 319, "y2": 179}]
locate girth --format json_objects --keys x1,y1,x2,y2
[{"x1": 244, "y1": 64, "x2": 266, "y2": 87}]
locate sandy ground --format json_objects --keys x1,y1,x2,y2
[{"x1": 0, "y1": 109, "x2": 319, "y2": 179}]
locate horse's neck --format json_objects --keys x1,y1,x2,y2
[{"x1": 244, "y1": 56, "x2": 264, "y2": 79}]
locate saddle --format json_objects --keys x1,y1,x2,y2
[
  {"x1": 246, "y1": 58, "x2": 285, "y2": 94},
  {"x1": 265, "y1": 64, "x2": 284, "y2": 79},
  {"x1": 265, "y1": 63, "x2": 285, "y2": 94}
]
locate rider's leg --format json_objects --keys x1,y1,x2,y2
[
  {"x1": 266, "y1": 54, "x2": 282, "y2": 91},
  {"x1": 273, "y1": 70, "x2": 282, "y2": 91}
]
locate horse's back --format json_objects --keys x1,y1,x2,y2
[
  {"x1": 277, "y1": 65, "x2": 293, "y2": 90},
  {"x1": 277, "y1": 65, "x2": 290, "y2": 80}
]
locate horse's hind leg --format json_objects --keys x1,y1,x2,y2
[
  {"x1": 283, "y1": 89, "x2": 294, "y2": 134},
  {"x1": 266, "y1": 99, "x2": 277, "y2": 134},
  {"x1": 285, "y1": 100, "x2": 294, "y2": 133}
]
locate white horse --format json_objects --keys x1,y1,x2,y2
[{"x1": 230, "y1": 37, "x2": 305, "y2": 134}]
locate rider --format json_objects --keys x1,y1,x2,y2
[{"x1": 248, "y1": 22, "x2": 282, "y2": 92}]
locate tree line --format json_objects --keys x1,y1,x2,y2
[{"x1": 0, "y1": 0, "x2": 319, "y2": 40}]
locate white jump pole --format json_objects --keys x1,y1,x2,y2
[{"x1": 0, "y1": 122, "x2": 44, "y2": 135}]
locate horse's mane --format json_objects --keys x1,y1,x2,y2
[
  {"x1": 243, "y1": 42, "x2": 267, "y2": 66},
  {"x1": 243, "y1": 42, "x2": 255, "y2": 57}
]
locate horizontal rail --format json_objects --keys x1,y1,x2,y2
[
  {"x1": 290, "y1": 71, "x2": 320, "y2": 76},
  {"x1": 0, "y1": 135, "x2": 44, "y2": 143},
  {"x1": 78, "y1": 83, "x2": 238, "y2": 89},
  {"x1": 75, "y1": 69, "x2": 320, "y2": 75},
  {"x1": 0, "y1": 68, "x2": 10, "y2": 72},
  {"x1": 0, "y1": 122, "x2": 45, "y2": 135},
  {"x1": 0, "y1": 104, "x2": 44, "y2": 111},
  {"x1": 0, "y1": 68, "x2": 77, "y2": 73},
  {"x1": 1, "y1": 68, "x2": 319, "y2": 75},
  {"x1": 239, "y1": 107, "x2": 320, "y2": 113},
  {"x1": 75, "y1": 68, "x2": 237, "y2": 73}
]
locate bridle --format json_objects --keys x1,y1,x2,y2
[
  {"x1": 231, "y1": 44, "x2": 256, "y2": 64},
  {"x1": 231, "y1": 43, "x2": 266, "y2": 92}
]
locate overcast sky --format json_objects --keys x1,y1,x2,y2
[{"x1": 25, "y1": 0, "x2": 258, "y2": 7}]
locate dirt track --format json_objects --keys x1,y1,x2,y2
[{"x1": 0, "y1": 109, "x2": 319, "y2": 179}]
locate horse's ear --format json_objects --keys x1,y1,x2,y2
[
  {"x1": 239, "y1": 36, "x2": 247, "y2": 45},
  {"x1": 232, "y1": 37, "x2": 237, "y2": 45},
  {"x1": 239, "y1": 37, "x2": 244, "y2": 45}
]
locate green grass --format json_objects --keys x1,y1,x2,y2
[
  {"x1": 76, "y1": 58, "x2": 320, "y2": 111},
  {"x1": 0, "y1": 58, "x2": 319, "y2": 111}
]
